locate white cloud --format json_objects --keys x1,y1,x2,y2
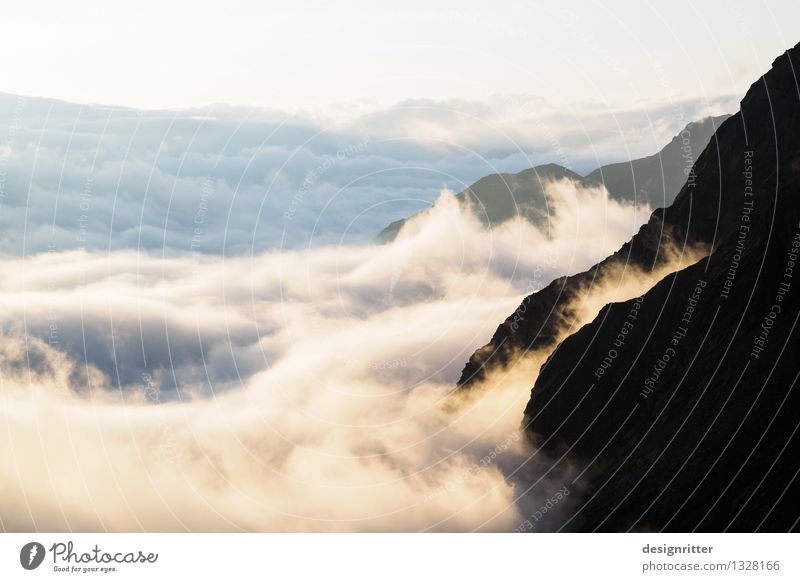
[{"x1": 0, "y1": 181, "x2": 695, "y2": 531}]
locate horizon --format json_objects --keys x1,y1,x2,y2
[{"x1": 2, "y1": 1, "x2": 799, "y2": 112}]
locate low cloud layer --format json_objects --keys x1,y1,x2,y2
[
  {"x1": 0, "y1": 180, "x2": 695, "y2": 532},
  {"x1": 0, "y1": 92, "x2": 735, "y2": 255}
]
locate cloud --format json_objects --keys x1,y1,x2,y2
[
  {"x1": 0, "y1": 92, "x2": 736, "y2": 256},
  {"x1": 0, "y1": 180, "x2": 695, "y2": 532}
]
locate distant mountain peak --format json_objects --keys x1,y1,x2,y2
[{"x1": 377, "y1": 115, "x2": 730, "y2": 243}]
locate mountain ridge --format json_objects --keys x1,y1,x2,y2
[{"x1": 378, "y1": 115, "x2": 730, "y2": 242}]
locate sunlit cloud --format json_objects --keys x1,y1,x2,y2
[{"x1": 0, "y1": 181, "x2": 694, "y2": 531}]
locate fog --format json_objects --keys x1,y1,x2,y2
[{"x1": 0, "y1": 180, "x2": 697, "y2": 531}]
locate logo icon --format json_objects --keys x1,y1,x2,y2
[{"x1": 20, "y1": 542, "x2": 46, "y2": 570}]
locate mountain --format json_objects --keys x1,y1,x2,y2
[
  {"x1": 377, "y1": 164, "x2": 583, "y2": 242},
  {"x1": 462, "y1": 42, "x2": 800, "y2": 531},
  {"x1": 377, "y1": 115, "x2": 729, "y2": 242}
]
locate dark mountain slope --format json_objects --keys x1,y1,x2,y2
[
  {"x1": 456, "y1": 112, "x2": 735, "y2": 387},
  {"x1": 524, "y1": 42, "x2": 800, "y2": 531},
  {"x1": 378, "y1": 116, "x2": 728, "y2": 242}
]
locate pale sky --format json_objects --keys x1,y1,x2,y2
[{"x1": 2, "y1": 0, "x2": 799, "y2": 112}]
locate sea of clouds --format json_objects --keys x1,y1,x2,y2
[
  {"x1": 0, "y1": 91, "x2": 717, "y2": 531},
  {"x1": 0, "y1": 178, "x2": 692, "y2": 531}
]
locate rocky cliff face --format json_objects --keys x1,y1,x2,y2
[{"x1": 463, "y1": 42, "x2": 800, "y2": 531}]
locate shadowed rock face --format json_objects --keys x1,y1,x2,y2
[
  {"x1": 455, "y1": 112, "x2": 735, "y2": 388},
  {"x1": 455, "y1": 127, "x2": 728, "y2": 387},
  {"x1": 495, "y1": 42, "x2": 800, "y2": 531},
  {"x1": 376, "y1": 116, "x2": 729, "y2": 242}
]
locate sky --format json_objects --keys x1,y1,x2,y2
[{"x1": 1, "y1": 0, "x2": 798, "y2": 112}]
